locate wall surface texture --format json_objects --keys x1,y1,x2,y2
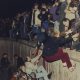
[{"x1": 0, "y1": 39, "x2": 80, "y2": 80}]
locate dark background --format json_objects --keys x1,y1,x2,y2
[{"x1": 0, "y1": 0, "x2": 53, "y2": 18}]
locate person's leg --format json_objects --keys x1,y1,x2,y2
[
  {"x1": 43, "y1": 48, "x2": 75, "y2": 71},
  {"x1": 43, "y1": 48, "x2": 72, "y2": 68},
  {"x1": 60, "y1": 52, "x2": 72, "y2": 68},
  {"x1": 57, "y1": 48, "x2": 72, "y2": 68},
  {"x1": 58, "y1": 48, "x2": 76, "y2": 71}
]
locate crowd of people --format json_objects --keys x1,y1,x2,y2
[
  {"x1": 0, "y1": 0, "x2": 80, "y2": 50},
  {"x1": 0, "y1": 51, "x2": 52, "y2": 80},
  {"x1": 0, "y1": 0, "x2": 80, "y2": 80}
]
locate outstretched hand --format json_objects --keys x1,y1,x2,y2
[{"x1": 65, "y1": 29, "x2": 73, "y2": 35}]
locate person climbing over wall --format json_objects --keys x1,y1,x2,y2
[{"x1": 33, "y1": 27, "x2": 79, "y2": 72}]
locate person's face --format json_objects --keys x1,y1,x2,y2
[
  {"x1": 69, "y1": 6, "x2": 77, "y2": 13},
  {"x1": 42, "y1": 11, "x2": 46, "y2": 14},
  {"x1": 34, "y1": 5, "x2": 38, "y2": 9},
  {"x1": 63, "y1": 20, "x2": 69, "y2": 31},
  {"x1": 73, "y1": 7, "x2": 77, "y2": 11},
  {"x1": 27, "y1": 57, "x2": 31, "y2": 62},
  {"x1": 63, "y1": 20, "x2": 69, "y2": 27}
]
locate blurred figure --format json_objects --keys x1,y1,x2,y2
[
  {"x1": 0, "y1": 53, "x2": 10, "y2": 80},
  {"x1": 58, "y1": 0, "x2": 67, "y2": 32},
  {"x1": 49, "y1": 0, "x2": 59, "y2": 21},
  {"x1": 14, "y1": 54, "x2": 24, "y2": 69},
  {"x1": 10, "y1": 20, "x2": 17, "y2": 39},
  {"x1": 38, "y1": 8, "x2": 49, "y2": 30},
  {"x1": 20, "y1": 50, "x2": 51, "y2": 80},
  {"x1": 0, "y1": 53, "x2": 10, "y2": 68},
  {"x1": 31, "y1": 3, "x2": 41, "y2": 27},
  {"x1": 65, "y1": 0, "x2": 78, "y2": 21}
]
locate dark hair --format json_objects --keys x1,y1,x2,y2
[
  {"x1": 14, "y1": 54, "x2": 18, "y2": 57},
  {"x1": 33, "y1": 3, "x2": 39, "y2": 8},
  {"x1": 69, "y1": 19, "x2": 76, "y2": 29},
  {"x1": 25, "y1": 57, "x2": 28, "y2": 62},
  {"x1": 41, "y1": 8, "x2": 46, "y2": 12},
  {"x1": 2, "y1": 53, "x2": 8, "y2": 56},
  {"x1": 69, "y1": 1, "x2": 78, "y2": 7}
]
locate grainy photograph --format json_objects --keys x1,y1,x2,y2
[{"x1": 0, "y1": 0, "x2": 80, "y2": 80}]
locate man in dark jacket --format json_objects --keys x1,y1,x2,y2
[{"x1": 34, "y1": 29, "x2": 79, "y2": 71}]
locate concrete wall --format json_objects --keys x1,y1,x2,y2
[
  {"x1": 0, "y1": 39, "x2": 36, "y2": 64},
  {"x1": 45, "y1": 50, "x2": 80, "y2": 80},
  {"x1": 0, "y1": 39, "x2": 80, "y2": 80}
]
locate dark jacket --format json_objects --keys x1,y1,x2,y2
[
  {"x1": 37, "y1": 32, "x2": 73, "y2": 57},
  {"x1": 38, "y1": 12, "x2": 48, "y2": 22},
  {"x1": 16, "y1": 57, "x2": 24, "y2": 68},
  {"x1": 0, "y1": 57, "x2": 10, "y2": 68}
]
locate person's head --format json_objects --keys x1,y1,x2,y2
[
  {"x1": 41, "y1": 8, "x2": 46, "y2": 14},
  {"x1": 41, "y1": 3, "x2": 47, "y2": 9},
  {"x1": 69, "y1": 2, "x2": 78, "y2": 11},
  {"x1": 34, "y1": 3, "x2": 39, "y2": 10},
  {"x1": 54, "y1": 31, "x2": 60, "y2": 37},
  {"x1": 25, "y1": 57, "x2": 31, "y2": 62},
  {"x1": 63, "y1": 18, "x2": 70, "y2": 31},
  {"x1": 55, "y1": 2, "x2": 59, "y2": 6},
  {"x1": 2, "y1": 53, "x2": 8, "y2": 58},
  {"x1": 55, "y1": 0, "x2": 59, "y2": 6},
  {"x1": 14, "y1": 54, "x2": 19, "y2": 59},
  {"x1": 71, "y1": 0, "x2": 79, "y2": 6},
  {"x1": 63, "y1": 18, "x2": 69, "y2": 27}
]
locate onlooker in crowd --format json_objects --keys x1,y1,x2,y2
[
  {"x1": 38, "y1": 8, "x2": 49, "y2": 30},
  {"x1": 0, "y1": 53, "x2": 10, "y2": 68},
  {"x1": 14, "y1": 54, "x2": 24, "y2": 69},
  {"x1": 65, "y1": 0, "x2": 78, "y2": 21},
  {"x1": 49, "y1": 0, "x2": 59, "y2": 21},
  {"x1": 31, "y1": 3, "x2": 41, "y2": 27},
  {"x1": 20, "y1": 50, "x2": 51, "y2": 80},
  {"x1": 0, "y1": 53, "x2": 10, "y2": 80},
  {"x1": 58, "y1": 0, "x2": 67, "y2": 32}
]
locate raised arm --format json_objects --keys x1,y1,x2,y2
[{"x1": 31, "y1": 49, "x2": 42, "y2": 63}]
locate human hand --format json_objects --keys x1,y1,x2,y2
[{"x1": 65, "y1": 29, "x2": 73, "y2": 35}]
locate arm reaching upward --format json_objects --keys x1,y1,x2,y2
[{"x1": 31, "y1": 50, "x2": 42, "y2": 64}]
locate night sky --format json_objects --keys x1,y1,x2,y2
[{"x1": 0, "y1": 0, "x2": 53, "y2": 18}]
